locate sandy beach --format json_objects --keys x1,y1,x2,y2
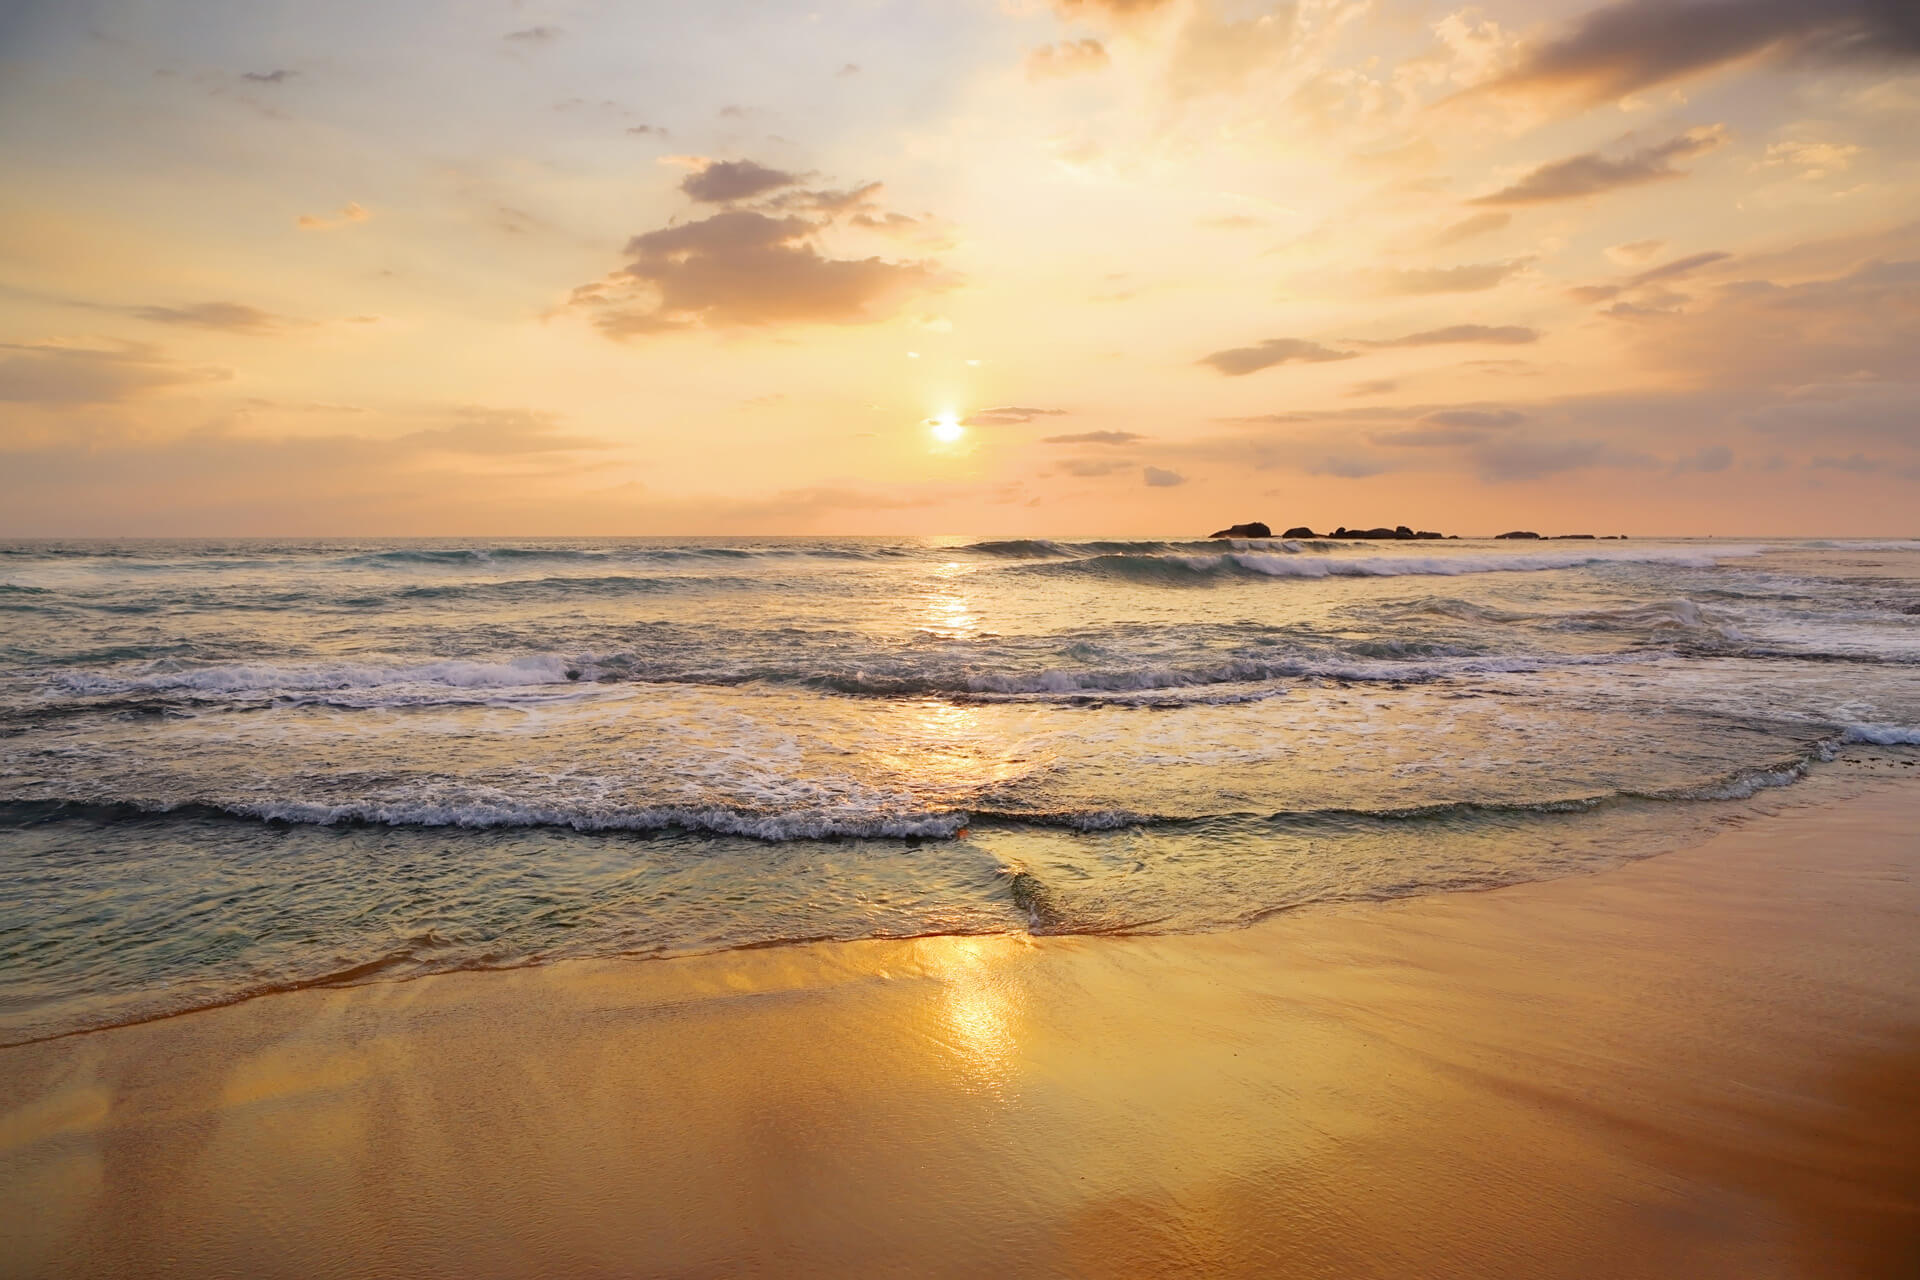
[{"x1": 3, "y1": 777, "x2": 1917, "y2": 1278}]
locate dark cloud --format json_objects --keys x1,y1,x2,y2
[
  {"x1": 1425, "y1": 408, "x2": 1528, "y2": 429},
  {"x1": 964, "y1": 406, "x2": 1068, "y2": 426},
  {"x1": 1359, "y1": 324, "x2": 1540, "y2": 347},
  {"x1": 1044, "y1": 430, "x2": 1143, "y2": 445},
  {"x1": 681, "y1": 159, "x2": 802, "y2": 204},
  {"x1": 0, "y1": 342, "x2": 226, "y2": 405},
  {"x1": 1143, "y1": 466, "x2": 1187, "y2": 487},
  {"x1": 1371, "y1": 426, "x2": 1492, "y2": 448},
  {"x1": 772, "y1": 182, "x2": 884, "y2": 216},
  {"x1": 396, "y1": 409, "x2": 610, "y2": 456},
  {"x1": 1376, "y1": 259, "x2": 1533, "y2": 294},
  {"x1": 505, "y1": 26, "x2": 560, "y2": 43},
  {"x1": 628, "y1": 124, "x2": 666, "y2": 137},
  {"x1": 242, "y1": 69, "x2": 295, "y2": 84},
  {"x1": 1199, "y1": 338, "x2": 1356, "y2": 376},
  {"x1": 1027, "y1": 39, "x2": 1111, "y2": 79},
  {"x1": 836, "y1": 63, "x2": 861, "y2": 77},
  {"x1": 1308, "y1": 456, "x2": 1394, "y2": 478},
  {"x1": 1473, "y1": 437, "x2": 1658, "y2": 482},
  {"x1": 1672, "y1": 443, "x2": 1734, "y2": 473},
  {"x1": 1472, "y1": 127, "x2": 1726, "y2": 205},
  {"x1": 1481, "y1": 0, "x2": 1920, "y2": 104},
  {"x1": 1809, "y1": 452, "x2": 1886, "y2": 473},
  {"x1": 1627, "y1": 250, "x2": 1732, "y2": 287},
  {"x1": 580, "y1": 209, "x2": 946, "y2": 335},
  {"x1": 1631, "y1": 255, "x2": 1920, "y2": 384},
  {"x1": 1426, "y1": 211, "x2": 1510, "y2": 248},
  {"x1": 1053, "y1": 457, "x2": 1133, "y2": 477},
  {"x1": 131, "y1": 301, "x2": 284, "y2": 334}
]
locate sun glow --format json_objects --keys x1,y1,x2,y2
[{"x1": 930, "y1": 412, "x2": 964, "y2": 444}]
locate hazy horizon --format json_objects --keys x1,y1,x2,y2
[{"x1": 2, "y1": 0, "x2": 1917, "y2": 536}]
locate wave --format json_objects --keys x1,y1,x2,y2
[
  {"x1": 51, "y1": 654, "x2": 592, "y2": 697},
  {"x1": 40, "y1": 644, "x2": 1642, "y2": 708},
  {"x1": 11, "y1": 733, "x2": 1898, "y2": 843}
]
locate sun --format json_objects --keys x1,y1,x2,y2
[{"x1": 930, "y1": 412, "x2": 964, "y2": 443}]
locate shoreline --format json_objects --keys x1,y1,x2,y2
[
  {"x1": 3, "y1": 778, "x2": 1918, "y2": 1276},
  {"x1": 5, "y1": 745, "x2": 1909, "y2": 1051}
]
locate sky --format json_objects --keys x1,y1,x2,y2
[{"x1": 0, "y1": 0, "x2": 1916, "y2": 536}]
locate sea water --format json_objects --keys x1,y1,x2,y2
[{"x1": 2, "y1": 535, "x2": 1917, "y2": 1042}]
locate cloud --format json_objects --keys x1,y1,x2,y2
[
  {"x1": 1376, "y1": 259, "x2": 1533, "y2": 294},
  {"x1": 1358, "y1": 324, "x2": 1540, "y2": 347},
  {"x1": 1198, "y1": 214, "x2": 1267, "y2": 230},
  {"x1": 505, "y1": 26, "x2": 560, "y2": 43},
  {"x1": 0, "y1": 342, "x2": 227, "y2": 404},
  {"x1": 681, "y1": 159, "x2": 802, "y2": 203},
  {"x1": 1426, "y1": 211, "x2": 1511, "y2": 249},
  {"x1": 1473, "y1": 437, "x2": 1657, "y2": 482},
  {"x1": 578, "y1": 208, "x2": 947, "y2": 335},
  {"x1": 1309, "y1": 455, "x2": 1393, "y2": 478},
  {"x1": 1478, "y1": 0, "x2": 1920, "y2": 104},
  {"x1": 1631, "y1": 255, "x2": 1920, "y2": 384},
  {"x1": 1472, "y1": 127, "x2": 1726, "y2": 205},
  {"x1": 131, "y1": 301, "x2": 285, "y2": 334},
  {"x1": 242, "y1": 70, "x2": 295, "y2": 84},
  {"x1": 1199, "y1": 338, "x2": 1356, "y2": 376},
  {"x1": 1027, "y1": 39, "x2": 1111, "y2": 79},
  {"x1": 1370, "y1": 426, "x2": 1491, "y2": 448},
  {"x1": 837, "y1": 63, "x2": 861, "y2": 77},
  {"x1": 1053, "y1": 456, "x2": 1133, "y2": 477},
  {"x1": 1810, "y1": 452, "x2": 1886, "y2": 473},
  {"x1": 1627, "y1": 250, "x2": 1733, "y2": 287},
  {"x1": 296, "y1": 202, "x2": 370, "y2": 231},
  {"x1": 1044, "y1": 430, "x2": 1143, "y2": 445},
  {"x1": 1672, "y1": 443, "x2": 1734, "y2": 473},
  {"x1": 1054, "y1": 0, "x2": 1174, "y2": 15},
  {"x1": 1425, "y1": 408, "x2": 1528, "y2": 428},
  {"x1": 628, "y1": 124, "x2": 666, "y2": 137},
  {"x1": 1607, "y1": 239, "x2": 1666, "y2": 265},
  {"x1": 964, "y1": 406, "x2": 1068, "y2": 426},
  {"x1": 1143, "y1": 465, "x2": 1186, "y2": 487},
  {"x1": 396, "y1": 408, "x2": 610, "y2": 456}
]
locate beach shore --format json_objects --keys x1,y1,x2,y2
[{"x1": 3, "y1": 781, "x2": 1917, "y2": 1279}]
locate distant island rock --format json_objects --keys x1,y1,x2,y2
[
  {"x1": 1206, "y1": 522, "x2": 1618, "y2": 542},
  {"x1": 1330, "y1": 525, "x2": 1445, "y2": 540}
]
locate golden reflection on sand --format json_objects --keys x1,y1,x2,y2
[{"x1": 922, "y1": 937, "x2": 1024, "y2": 1096}]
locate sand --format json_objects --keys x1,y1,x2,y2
[{"x1": 2, "y1": 782, "x2": 1917, "y2": 1279}]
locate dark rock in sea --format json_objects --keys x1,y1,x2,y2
[
  {"x1": 1495, "y1": 531, "x2": 1542, "y2": 540},
  {"x1": 1281, "y1": 526, "x2": 1318, "y2": 539},
  {"x1": 1208, "y1": 521, "x2": 1272, "y2": 539},
  {"x1": 1552, "y1": 534, "x2": 1597, "y2": 540},
  {"x1": 1416, "y1": 530, "x2": 1443, "y2": 540},
  {"x1": 1331, "y1": 525, "x2": 1446, "y2": 540}
]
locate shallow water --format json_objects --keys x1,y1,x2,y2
[{"x1": 2, "y1": 535, "x2": 1917, "y2": 1042}]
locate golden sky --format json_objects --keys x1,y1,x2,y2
[{"x1": 1, "y1": 0, "x2": 1916, "y2": 535}]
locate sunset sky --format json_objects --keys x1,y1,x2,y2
[{"x1": 1, "y1": 0, "x2": 1916, "y2": 536}]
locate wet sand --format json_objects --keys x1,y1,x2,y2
[{"x1": 2, "y1": 783, "x2": 1917, "y2": 1279}]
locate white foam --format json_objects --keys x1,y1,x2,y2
[
  {"x1": 54, "y1": 654, "x2": 585, "y2": 697},
  {"x1": 1839, "y1": 722, "x2": 1920, "y2": 746}
]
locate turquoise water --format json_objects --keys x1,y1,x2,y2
[{"x1": 2, "y1": 536, "x2": 1917, "y2": 1042}]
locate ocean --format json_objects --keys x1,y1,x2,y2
[{"x1": 2, "y1": 535, "x2": 1917, "y2": 1044}]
